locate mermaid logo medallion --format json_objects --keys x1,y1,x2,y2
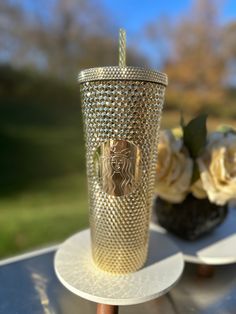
[{"x1": 94, "y1": 140, "x2": 141, "y2": 196}]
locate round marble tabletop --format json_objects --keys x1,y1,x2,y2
[
  {"x1": 54, "y1": 228, "x2": 184, "y2": 306},
  {"x1": 151, "y1": 208, "x2": 236, "y2": 265}
]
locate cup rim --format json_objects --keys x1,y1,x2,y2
[{"x1": 78, "y1": 66, "x2": 168, "y2": 86}]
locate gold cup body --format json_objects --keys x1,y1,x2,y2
[{"x1": 79, "y1": 67, "x2": 167, "y2": 274}]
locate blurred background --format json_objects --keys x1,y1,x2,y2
[{"x1": 0, "y1": 0, "x2": 236, "y2": 258}]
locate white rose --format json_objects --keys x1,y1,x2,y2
[
  {"x1": 155, "y1": 130, "x2": 193, "y2": 203},
  {"x1": 197, "y1": 132, "x2": 236, "y2": 205}
]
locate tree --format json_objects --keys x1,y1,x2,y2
[
  {"x1": 145, "y1": 0, "x2": 232, "y2": 114},
  {"x1": 222, "y1": 21, "x2": 236, "y2": 87},
  {"x1": 0, "y1": 0, "x2": 146, "y2": 80},
  {"x1": 165, "y1": 0, "x2": 225, "y2": 92}
]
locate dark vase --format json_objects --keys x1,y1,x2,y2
[{"x1": 154, "y1": 194, "x2": 228, "y2": 241}]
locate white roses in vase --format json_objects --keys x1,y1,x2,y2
[{"x1": 155, "y1": 115, "x2": 236, "y2": 206}]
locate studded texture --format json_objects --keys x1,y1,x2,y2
[
  {"x1": 78, "y1": 66, "x2": 168, "y2": 86},
  {"x1": 80, "y1": 77, "x2": 166, "y2": 274}
]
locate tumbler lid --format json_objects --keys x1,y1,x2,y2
[
  {"x1": 78, "y1": 66, "x2": 168, "y2": 86},
  {"x1": 78, "y1": 29, "x2": 168, "y2": 86}
]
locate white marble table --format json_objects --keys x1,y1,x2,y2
[{"x1": 1, "y1": 242, "x2": 236, "y2": 313}]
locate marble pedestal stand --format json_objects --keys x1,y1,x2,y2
[
  {"x1": 151, "y1": 208, "x2": 236, "y2": 278},
  {"x1": 54, "y1": 228, "x2": 184, "y2": 313}
]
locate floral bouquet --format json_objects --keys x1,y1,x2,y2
[{"x1": 154, "y1": 114, "x2": 236, "y2": 240}]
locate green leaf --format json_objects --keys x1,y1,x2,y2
[
  {"x1": 183, "y1": 114, "x2": 207, "y2": 158},
  {"x1": 191, "y1": 161, "x2": 200, "y2": 184}
]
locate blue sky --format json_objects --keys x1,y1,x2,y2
[
  {"x1": 103, "y1": 0, "x2": 236, "y2": 32},
  {"x1": 17, "y1": 0, "x2": 236, "y2": 68},
  {"x1": 103, "y1": 0, "x2": 236, "y2": 67}
]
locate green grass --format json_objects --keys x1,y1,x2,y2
[
  {"x1": 0, "y1": 67, "x2": 90, "y2": 258},
  {"x1": 0, "y1": 174, "x2": 89, "y2": 258},
  {"x1": 0, "y1": 122, "x2": 88, "y2": 258}
]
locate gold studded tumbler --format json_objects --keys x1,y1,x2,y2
[{"x1": 79, "y1": 66, "x2": 167, "y2": 274}]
